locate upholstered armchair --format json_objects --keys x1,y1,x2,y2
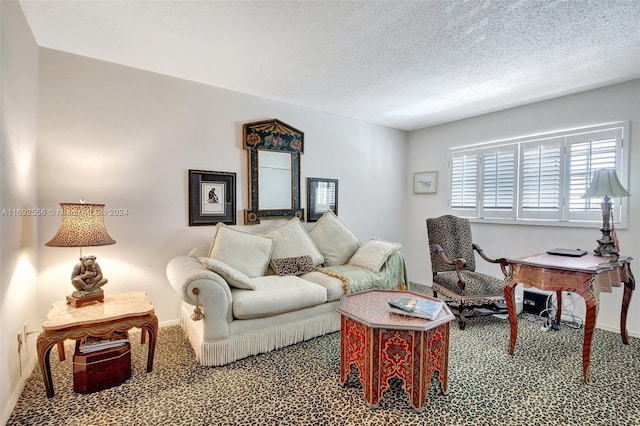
[{"x1": 426, "y1": 215, "x2": 508, "y2": 329}]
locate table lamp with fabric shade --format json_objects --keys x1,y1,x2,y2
[
  {"x1": 45, "y1": 202, "x2": 116, "y2": 307},
  {"x1": 582, "y1": 169, "x2": 630, "y2": 257}
]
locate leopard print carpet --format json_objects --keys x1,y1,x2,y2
[{"x1": 8, "y1": 313, "x2": 640, "y2": 425}]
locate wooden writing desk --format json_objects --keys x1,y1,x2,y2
[{"x1": 504, "y1": 253, "x2": 634, "y2": 383}]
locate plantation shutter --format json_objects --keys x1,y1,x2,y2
[
  {"x1": 519, "y1": 138, "x2": 563, "y2": 220},
  {"x1": 448, "y1": 122, "x2": 627, "y2": 225},
  {"x1": 480, "y1": 145, "x2": 516, "y2": 218},
  {"x1": 566, "y1": 128, "x2": 622, "y2": 221},
  {"x1": 450, "y1": 151, "x2": 478, "y2": 217}
]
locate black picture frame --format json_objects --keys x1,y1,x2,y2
[
  {"x1": 188, "y1": 169, "x2": 236, "y2": 226},
  {"x1": 307, "y1": 178, "x2": 338, "y2": 222}
]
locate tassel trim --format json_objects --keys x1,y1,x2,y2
[
  {"x1": 315, "y1": 267, "x2": 351, "y2": 293},
  {"x1": 180, "y1": 308, "x2": 339, "y2": 366}
]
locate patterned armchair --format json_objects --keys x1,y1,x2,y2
[{"x1": 426, "y1": 215, "x2": 508, "y2": 329}]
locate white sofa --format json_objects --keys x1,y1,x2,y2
[{"x1": 167, "y1": 211, "x2": 407, "y2": 366}]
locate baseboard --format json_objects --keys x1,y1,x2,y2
[
  {"x1": 1, "y1": 354, "x2": 37, "y2": 425},
  {"x1": 408, "y1": 280, "x2": 432, "y2": 287},
  {"x1": 408, "y1": 281, "x2": 433, "y2": 293},
  {"x1": 160, "y1": 318, "x2": 180, "y2": 327},
  {"x1": 596, "y1": 323, "x2": 640, "y2": 339}
]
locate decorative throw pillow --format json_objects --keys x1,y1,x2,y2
[
  {"x1": 207, "y1": 225, "x2": 219, "y2": 259},
  {"x1": 264, "y1": 217, "x2": 324, "y2": 266},
  {"x1": 270, "y1": 255, "x2": 315, "y2": 276},
  {"x1": 309, "y1": 210, "x2": 360, "y2": 266},
  {"x1": 348, "y1": 238, "x2": 402, "y2": 272},
  {"x1": 209, "y1": 223, "x2": 274, "y2": 278},
  {"x1": 198, "y1": 257, "x2": 256, "y2": 290}
]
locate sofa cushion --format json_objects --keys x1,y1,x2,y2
[
  {"x1": 232, "y1": 275, "x2": 328, "y2": 319},
  {"x1": 270, "y1": 255, "x2": 315, "y2": 276},
  {"x1": 309, "y1": 210, "x2": 360, "y2": 266},
  {"x1": 300, "y1": 271, "x2": 345, "y2": 302},
  {"x1": 198, "y1": 257, "x2": 256, "y2": 290},
  {"x1": 264, "y1": 217, "x2": 324, "y2": 266},
  {"x1": 348, "y1": 238, "x2": 402, "y2": 272},
  {"x1": 209, "y1": 223, "x2": 274, "y2": 278}
]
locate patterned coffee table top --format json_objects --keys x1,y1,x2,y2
[{"x1": 337, "y1": 289, "x2": 454, "y2": 331}]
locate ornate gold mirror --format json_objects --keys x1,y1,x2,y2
[{"x1": 243, "y1": 119, "x2": 304, "y2": 224}]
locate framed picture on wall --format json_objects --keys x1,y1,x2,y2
[
  {"x1": 414, "y1": 171, "x2": 438, "y2": 194},
  {"x1": 307, "y1": 177, "x2": 338, "y2": 222},
  {"x1": 189, "y1": 169, "x2": 236, "y2": 226}
]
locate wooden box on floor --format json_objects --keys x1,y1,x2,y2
[{"x1": 73, "y1": 339, "x2": 132, "y2": 394}]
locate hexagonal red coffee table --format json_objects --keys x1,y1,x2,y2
[{"x1": 337, "y1": 289, "x2": 454, "y2": 412}]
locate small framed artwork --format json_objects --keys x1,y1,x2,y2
[
  {"x1": 414, "y1": 171, "x2": 438, "y2": 194},
  {"x1": 307, "y1": 178, "x2": 338, "y2": 222},
  {"x1": 189, "y1": 170, "x2": 236, "y2": 226}
]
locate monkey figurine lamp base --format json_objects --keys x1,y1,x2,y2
[{"x1": 66, "y1": 290, "x2": 104, "y2": 308}]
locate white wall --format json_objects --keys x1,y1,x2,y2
[
  {"x1": 3, "y1": 6, "x2": 638, "y2": 418},
  {"x1": 35, "y1": 49, "x2": 408, "y2": 324},
  {"x1": 406, "y1": 79, "x2": 640, "y2": 336},
  {"x1": 0, "y1": 1, "x2": 40, "y2": 422}
]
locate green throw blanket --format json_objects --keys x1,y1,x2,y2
[{"x1": 316, "y1": 251, "x2": 408, "y2": 294}]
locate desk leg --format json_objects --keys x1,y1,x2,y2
[
  {"x1": 575, "y1": 278, "x2": 598, "y2": 384},
  {"x1": 620, "y1": 265, "x2": 635, "y2": 345},
  {"x1": 504, "y1": 278, "x2": 518, "y2": 355},
  {"x1": 36, "y1": 333, "x2": 58, "y2": 398}
]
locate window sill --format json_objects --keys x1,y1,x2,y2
[{"x1": 468, "y1": 217, "x2": 628, "y2": 230}]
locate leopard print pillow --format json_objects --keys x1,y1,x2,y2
[{"x1": 270, "y1": 255, "x2": 315, "y2": 276}]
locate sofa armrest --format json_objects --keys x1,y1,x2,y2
[{"x1": 166, "y1": 255, "x2": 234, "y2": 327}]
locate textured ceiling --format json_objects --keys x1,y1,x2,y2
[{"x1": 19, "y1": 0, "x2": 640, "y2": 131}]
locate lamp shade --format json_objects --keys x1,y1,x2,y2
[
  {"x1": 582, "y1": 169, "x2": 630, "y2": 198},
  {"x1": 45, "y1": 203, "x2": 116, "y2": 247}
]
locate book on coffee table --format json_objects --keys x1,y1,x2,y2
[
  {"x1": 79, "y1": 331, "x2": 129, "y2": 354},
  {"x1": 388, "y1": 296, "x2": 444, "y2": 320}
]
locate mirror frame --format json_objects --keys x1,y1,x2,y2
[{"x1": 243, "y1": 118, "x2": 304, "y2": 224}]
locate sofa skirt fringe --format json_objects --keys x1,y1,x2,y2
[{"x1": 180, "y1": 308, "x2": 340, "y2": 366}]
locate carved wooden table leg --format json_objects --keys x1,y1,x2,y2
[
  {"x1": 573, "y1": 276, "x2": 598, "y2": 384},
  {"x1": 36, "y1": 333, "x2": 58, "y2": 398},
  {"x1": 363, "y1": 328, "x2": 380, "y2": 409},
  {"x1": 620, "y1": 264, "x2": 635, "y2": 345},
  {"x1": 141, "y1": 314, "x2": 159, "y2": 372},
  {"x1": 339, "y1": 316, "x2": 349, "y2": 386},
  {"x1": 57, "y1": 342, "x2": 65, "y2": 361},
  {"x1": 555, "y1": 290, "x2": 562, "y2": 324},
  {"x1": 504, "y1": 272, "x2": 518, "y2": 356}
]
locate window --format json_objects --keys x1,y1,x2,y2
[{"x1": 449, "y1": 123, "x2": 628, "y2": 226}]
